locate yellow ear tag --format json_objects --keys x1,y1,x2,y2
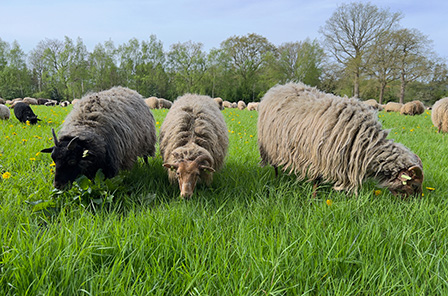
[
  {"x1": 401, "y1": 174, "x2": 411, "y2": 185},
  {"x1": 82, "y1": 150, "x2": 89, "y2": 158}
]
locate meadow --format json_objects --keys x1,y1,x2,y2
[{"x1": 0, "y1": 104, "x2": 447, "y2": 295}]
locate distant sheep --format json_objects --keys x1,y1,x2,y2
[
  {"x1": 145, "y1": 97, "x2": 159, "y2": 109},
  {"x1": 232, "y1": 102, "x2": 237, "y2": 108},
  {"x1": 159, "y1": 94, "x2": 229, "y2": 198},
  {"x1": 247, "y1": 102, "x2": 259, "y2": 111},
  {"x1": 6, "y1": 100, "x2": 13, "y2": 105},
  {"x1": 0, "y1": 104, "x2": 10, "y2": 120},
  {"x1": 223, "y1": 101, "x2": 233, "y2": 109},
  {"x1": 158, "y1": 98, "x2": 173, "y2": 109},
  {"x1": 384, "y1": 102, "x2": 403, "y2": 112},
  {"x1": 44, "y1": 100, "x2": 57, "y2": 106},
  {"x1": 237, "y1": 100, "x2": 246, "y2": 110},
  {"x1": 37, "y1": 98, "x2": 49, "y2": 105},
  {"x1": 431, "y1": 97, "x2": 448, "y2": 133},
  {"x1": 258, "y1": 82, "x2": 423, "y2": 197},
  {"x1": 400, "y1": 100, "x2": 425, "y2": 115},
  {"x1": 213, "y1": 97, "x2": 224, "y2": 110},
  {"x1": 41, "y1": 86, "x2": 157, "y2": 189},
  {"x1": 23, "y1": 97, "x2": 38, "y2": 105},
  {"x1": 13, "y1": 102, "x2": 40, "y2": 124},
  {"x1": 60, "y1": 101, "x2": 70, "y2": 107},
  {"x1": 0, "y1": 98, "x2": 5, "y2": 105},
  {"x1": 363, "y1": 99, "x2": 383, "y2": 111}
]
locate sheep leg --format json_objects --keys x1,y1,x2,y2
[
  {"x1": 311, "y1": 178, "x2": 322, "y2": 198},
  {"x1": 274, "y1": 165, "x2": 278, "y2": 177},
  {"x1": 438, "y1": 125, "x2": 441, "y2": 133}
]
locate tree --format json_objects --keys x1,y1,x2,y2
[
  {"x1": 275, "y1": 39, "x2": 324, "y2": 86},
  {"x1": 320, "y1": 2, "x2": 401, "y2": 97},
  {"x1": 167, "y1": 40, "x2": 207, "y2": 96},
  {"x1": 220, "y1": 33, "x2": 276, "y2": 101},
  {"x1": 0, "y1": 40, "x2": 31, "y2": 99},
  {"x1": 89, "y1": 40, "x2": 121, "y2": 91},
  {"x1": 365, "y1": 30, "x2": 400, "y2": 104},
  {"x1": 393, "y1": 28, "x2": 434, "y2": 104}
]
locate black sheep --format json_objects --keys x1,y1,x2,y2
[{"x1": 13, "y1": 102, "x2": 40, "y2": 124}]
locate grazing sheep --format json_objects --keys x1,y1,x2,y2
[
  {"x1": 13, "y1": 102, "x2": 40, "y2": 124},
  {"x1": 232, "y1": 102, "x2": 237, "y2": 108},
  {"x1": 237, "y1": 100, "x2": 246, "y2": 110},
  {"x1": 44, "y1": 100, "x2": 58, "y2": 106},
  {"x1": 40, "y1": 86, "x2": 157, "y2": 189},
  {"x1": 258, "y1": 82, "x2": 423, "y2": 197},
  {"x1": 159, "y1": 94, "x2": 229, "y2": 198},
  {"x1": 37, "y1": 98, "x2": 49, "y2": 105},
  {"x1": 400, "y1": 100, "x2": 425, "y2": 116},
  {"x1": 363, "y1": 99, "x2": 383, "y2": 111},
  {"x1": 384, "y1": 102, "x2": 403, "y2": 112},
  {"x1": 6, "y1": 100, "x2": 13, "y2": 105},
  {"x1": 431, "y1": 97, "x2": 448, "y2": 133},
  {"x1": 223, "y1": 101, "x2": 233, "y2": 109},
  {"x1": 145, "y1": 97, "x2": 159, "y2": 109},
  {"x1": 247, "y1": 102, "x2": 259, "y2": 111},
  {"x1": 213, "y1": 97, "x2": 224, "y2": 110},
  {"x1": 23, "y1": 97, "x2": 38, "y2": 105},
  {"x1": 0, "y1": 104, "x2": 10, "y2": 120},
  {"x1": 60, "y1": 101, "x2": 70, "y2": 107},
  {"x1": 158, "y1": 98, "x2": 173, "y2": 109}
]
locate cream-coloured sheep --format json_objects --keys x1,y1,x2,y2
[
  {"x1": 247, "y1": 102, "x2": 259, "y2": 111},
  {"x1": 23, "y1": 97, "x2": 38, "y2": 105},
  {"x1": 0, "y1": 104, "x2": 10, "y2": 120},
  {"x1": 222, "y1": 101, "x2": 233, "y2": 109},
  {"x1": 432, "y1": 97, "x2": 448, "y2": 133},
  {"x1": 258, "y1": 82, "x2": 423, "y2": 197},
  {"x1": 237, "y1": 101, "x2": 246, "y2": 110},
  {"x1": 400, "y1": 100, "x2": 425, "y2": 115},
  {"x1": 384, "y1": 102, "x2": 403, "y2": 112},
  {"x1": 159, "y1": 94, "x2": 229, "y2": 198},
  {"x1": 145, "y1": 97, "x2": 159, "y2": 109},
  {"x1": 213, "y1": 97, "x2": 224, "y2": 110},
  {"x1": 363, "y1": 99, "x2": 383, "y2": 111}
]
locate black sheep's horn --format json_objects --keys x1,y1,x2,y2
[{"x1": 51, "y1": 128, "x2": 59, "y2": 146}]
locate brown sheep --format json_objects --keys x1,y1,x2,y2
[
  {"x1": 400, "y1": 101, "x2": 425, "y2": 115},
  {"x1": 145, "y1": 97, "x2": 159, "y2": 109},
  {"x1": 384, "y1": 102, "x2": 403, "y2": 112}
]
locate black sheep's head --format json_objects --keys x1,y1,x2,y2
[
  {"x1": 41, "y1": 128, "x2": 98, "y2": 189},
  {"x1": 27, "y1": 115, "x2": 40, "y2": 125}
]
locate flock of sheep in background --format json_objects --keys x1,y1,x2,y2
[{"x1": 1, "y1": 82, "x2": 448, "y2": 198}]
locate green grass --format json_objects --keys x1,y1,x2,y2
[{"x1": 1, "y1": 106, "x2": 448, "y2": 295}]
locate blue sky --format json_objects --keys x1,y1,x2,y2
[{"x1": 1, "y1": 0, "x2": 447, "y2": 59}]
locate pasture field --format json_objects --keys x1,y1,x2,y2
[{"x1": 0, "y1": 105, "x2": 447, "y2": 295}]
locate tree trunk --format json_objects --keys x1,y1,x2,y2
[
  {"x1": 353, "y1": 68, "x2": 360, "y2": 98},
  {"x1": 379, "y1": 81, "x2": 386, "y2": 105},
  {"x1": 399, "y1": 72, "x2": 406, "y2": 104}
]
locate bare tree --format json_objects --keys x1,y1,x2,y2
[{"x1": 320, "y1": 2, "x2": 401, "y2": 97}]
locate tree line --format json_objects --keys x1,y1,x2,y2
[{"x1": 0, "y1": 2, "x2": 446, "y2": 105}]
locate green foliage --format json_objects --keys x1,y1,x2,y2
[{"x1": 1, "y1": 106, "x2": 448, "y2": 294}]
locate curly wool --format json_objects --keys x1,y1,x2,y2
[
  {"x1": 159, "y1": 94, "x2": 228, "y2": 185},
  {"x1": 59, "y1": 86, "x2": 156, "y2": 172},
  {"x1": 432, "y1": 97, "x2": 448, "y2": 133},
  {"x1": 258, "y1": 82, "x2": 422, "y2": 193}
]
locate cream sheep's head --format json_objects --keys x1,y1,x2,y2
[{"x1": 163, "y1": 154, "x2": 215, "y2": 199}]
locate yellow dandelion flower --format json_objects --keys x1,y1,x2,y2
[
  {"x1": 9, "y1": 124, "x2": 13, "y2": 128},
  {"x1": 231, "y1": 118, "x2": 235, "y2": 121},
  {"x1": 156, "y1": 121, "x2": 160, "y2": 125},
  {"x1": 50, "y1": 162, "x2": 56, "y2": 167},
  {"x1": 29, "y1": 157, "x2": 36, "y2": 161},
  {"x1": 326, "y1": 199, "x2": 333, "y2": 206},
  {"x1": 12, "y1": 132, "x2": 17, "y2": 135},
  {"x1": 26, "y1": 120, "x2": 30, "y2": 125},
  {"x1": 238, "y1": 121, "x2": 241, "y2": 124},
  {"x1": 426, "y1": 187, "x2": 435, "y2": 191},
  {"x1": 2, "y1": 172, "x2": 11, "y2": 179},
  {"x1": 231, "y1": 131, "x2": 235, "y2": 134},
  {"x1": 22, "y1": 126, "x2": 27, "y2": 129},
  {"x1": 374, "y1": 190, "x2": 382, "y2": 196},
  {"x1": 249, "y1": 135, "x2": 253, "y2": 138},
  {"x1": 410, "y1": 129, "x2": 414, "y2": 132},
  {"x1": 0, "y1": 153, "x2": 2, "y2": 157},
  {"x1": 38, "y1": 125, "x2": 41, "y2": 128},
  {"x1": 22, "y1": 139, "x2": 27, "y2": 143}
]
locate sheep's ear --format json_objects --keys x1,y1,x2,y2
[
  {"x1": 163, "y1": 163, "x2": 178, "y2": 171},
  {"x1": 408, "y1": 166, "x2": 424, "y2": 182},
  {"x1": 40, "y1": 147, "x2": 54, "y2": 153},
  {"x1": 199, "y1": 165, "x2": 215, "y2": 173}
]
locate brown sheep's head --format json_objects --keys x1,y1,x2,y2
[
  {"x1": 387, "y1": 165, "x2": 424, "y2": 198},
  {"x1": 163, "y1": 155, "x2": 215, "y2": 199}
]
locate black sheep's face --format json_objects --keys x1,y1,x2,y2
[
  {"x1": 27, "y1": 116, "x2": 39, "y2": 125},
  {"x1": 41, "y1": 136, "x2": 94, "y2": 189}
]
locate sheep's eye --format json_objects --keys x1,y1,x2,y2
[{"x1": 176, "y1": 172, "x2": 180, "y2": 177}]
